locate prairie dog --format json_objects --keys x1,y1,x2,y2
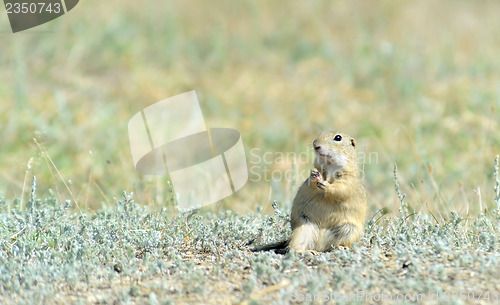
[{"x1": 289, "y1": 131, "x2": 367, "y2": 252}]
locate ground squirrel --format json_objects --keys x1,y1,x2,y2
[
  {"x1": 252, "y1": 131, "x2": 367, "y2": 253},
  {"x1": 289, "y1": 131, "x2": 367, "y2": 252}
]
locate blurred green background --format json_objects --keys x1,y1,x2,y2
[{"x1": 0, "y1": 0, "x2": 499, "y2": 218}]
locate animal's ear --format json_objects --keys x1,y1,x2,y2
[{"x1": 351, "y1": 138, "x2": 356, "y2": 148}]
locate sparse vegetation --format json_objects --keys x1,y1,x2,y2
[
  {"x1": 1, "y1": 0, "x2": 500, "y2": 303},
  {"x1": 0, "y1": 165, "x2": 500, "y2": 304}
]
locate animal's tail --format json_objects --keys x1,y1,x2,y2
[{"x1": 250, "y1": 240, "x2": 289, "y2": 254}]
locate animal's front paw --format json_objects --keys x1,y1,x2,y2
[
  {"x1": 310, "y1": 168, "x2": 322, "y2": 182},
  {"x1": 317, "y1": 180, "x2": 331, "y2": 190}
]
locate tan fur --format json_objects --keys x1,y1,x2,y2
[{"x1": 289, "y1": 131, "x2": 367, "y2": 252}]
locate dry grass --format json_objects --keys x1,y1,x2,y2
[
  {"x1": 1, "y1": 2, "x2": 500, "y2": 302},
  {"x1": 2, "y1": 0, "x2": 500, "y2": 218}
]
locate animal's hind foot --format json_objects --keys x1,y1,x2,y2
[{"x1": 295, "y1": 249, "x2": 321, "y2": 256}]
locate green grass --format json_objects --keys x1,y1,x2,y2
[
  {"x1": 1, "y1": 0, "x2": 500, "y2": 303},
  {"x1": 1, "y1": 0, "x2": 500, "y2": 216}
]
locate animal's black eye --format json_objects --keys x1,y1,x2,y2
[{"x1": 334, "y1": 135, "x2": 342, "y2": 141}]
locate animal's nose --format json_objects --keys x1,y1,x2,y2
[{"x1": 314, "y1": 144, "x2": 321, "y2": 151}]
